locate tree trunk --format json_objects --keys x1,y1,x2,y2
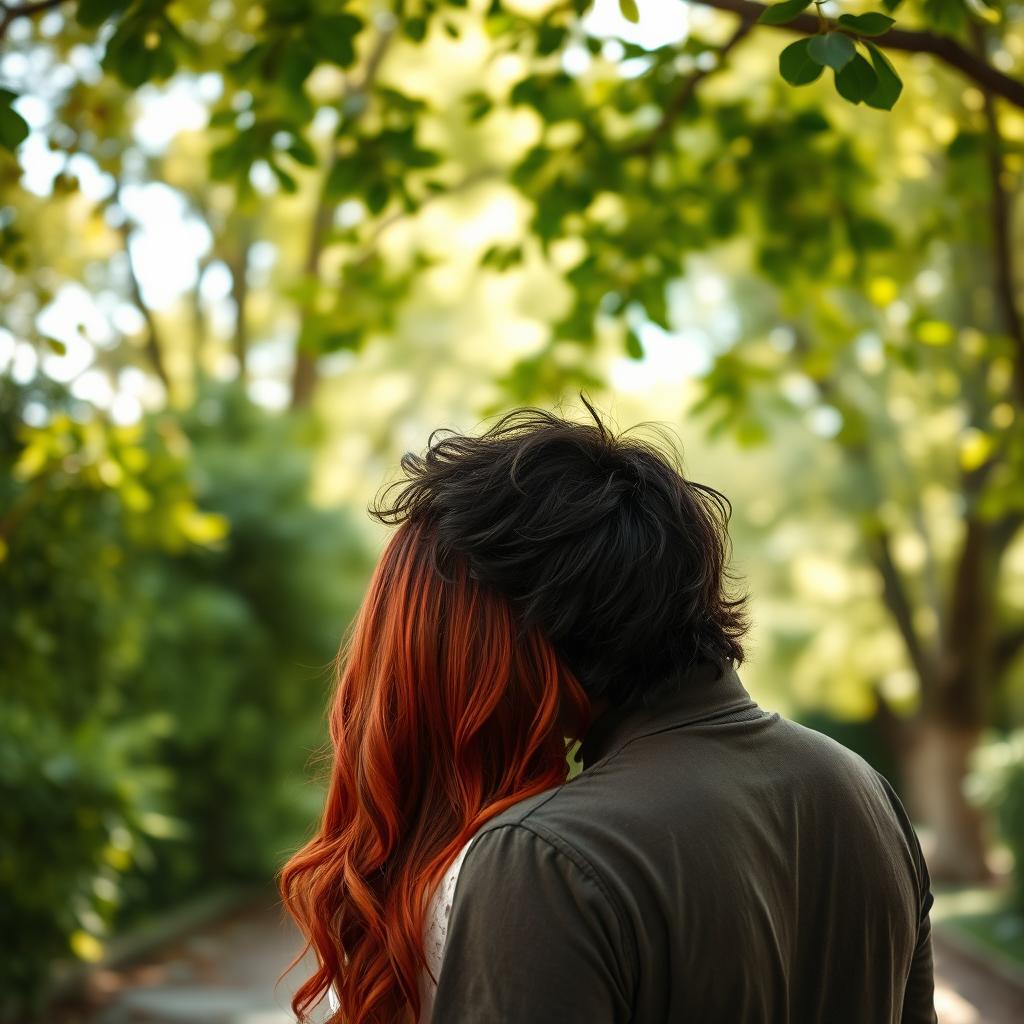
[
  {"x1": 290, "y1": 350, "x2": 318, "y2": 410},
  {"x1": 229, "y1": 227, "x2": 251, "y2": 381},
  {"x1": 288, "y1": 196, "x2": 333, "y2": 410},
  {"x1": 900, "y1": 717, "x2": 992, "y2": 883}
]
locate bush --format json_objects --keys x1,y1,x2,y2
[
  {"x1": 968, "y1": 730, "x2": 1024, "y2": 908},
  {"x1": 0, "y1": 376, "x2": 373, "y2": 1020},
  {"x1": 0, "y1": 703, "x2": 178, "y2": 1021}
]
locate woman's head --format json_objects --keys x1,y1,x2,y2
[
  {"x1": 278, "y1": 516, "x2": 590, "y2": 1023},
  {"x1": 278, "y1": 396, "x2": 749, "y2": 1021}
]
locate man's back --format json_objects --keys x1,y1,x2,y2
[{"x1": 430, "y1": 660, "x2": 936, "y2": 1023}]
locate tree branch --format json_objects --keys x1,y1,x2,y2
[
  {"x1": 865, "y1": 525, "x2": 935, "y2": 690},
  {"x1": 625, "y1": 13, "x2": 757, "y2": 156},
  {"x1": 113, "y1": 186, "x2": 170, "y2": 392},
  {"x1": 290, "y1": 23, "x2": 396, "y2": 410},
  {"x1": 939, "y1": 515, "x2": 996, "y2": 724},
  {"x1": 870, "y1": 682, "x2": 910, "y2": 756},
  {"x1": 789, "y1": 327, "x2": 939, "y2": 692},
  {"x1": 971, "y1": 21, "x2": 1024, "y2": 405},
  {"x1": 689, "y1": 0, "x2": 1024, "y2": 111},
  {"x1": 0, "y1": 0, "x2": 65, "y2": 41},
  {"x1": 228, "y1": 216, "x2": 252, "y2": 381}
]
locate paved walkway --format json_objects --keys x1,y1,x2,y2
[
  {"x1": 933, "y1": 934, "x2": 1024, "y2": 1023},
  {"x1": 53, "y1": 893, "x2": 1024, "y2": 1023},
  {"x1": 53, "y1": 896, "x2": 321, "y2": 1024}
]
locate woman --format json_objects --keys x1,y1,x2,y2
[{"x1": 277, "y1": 479, "x2": 592, "y2": 1023}]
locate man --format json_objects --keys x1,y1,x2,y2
[{"x1": 422, "y1": 397, "x2": 936, "y2": 1023}]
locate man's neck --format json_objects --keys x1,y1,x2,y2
[{"x1": 575, "y1": 659, "x2": 756, "y2": 771}]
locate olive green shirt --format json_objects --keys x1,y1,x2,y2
[{"x1": 429, "y1": 659, "x2": 936, "y2": 1022}]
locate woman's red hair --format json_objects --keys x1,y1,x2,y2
[{"x1": 277, "y1": 518, "x2": 592, "y2": 1022}]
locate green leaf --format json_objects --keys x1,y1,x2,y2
[
  {"x1": 228, "y1": 43, "x2": 268, "y2": 84},
  {"x1": 76, "y1": 0, "x2": 130, "y2": 29},
  {"x1": 948, "y1": 130, "x2": 982, "y2": 158},
  {"x1": 864, "y1": 42, "x2": 903, "y2": 109},
  {"x1": 365, "y1": 180, "x2": 390, "y2": 214},
  {"x1": 464, "y1": 92, "x2": 492, "y2": 122},
  {"x1": 794, "y1": 109, "x2": 831, "y2": 132},
  {"x1": 847, "y1": 216, "x2": 894, "y2": 249},
  {"x1": 0, "y1": 100, "x2": 29, "y2": 151},
  {"x1": 404, "y1": 16, "x2": 428, "y2": 41},
  {"x1": 309, "y1": 14, "x2": 363, "y2": 67},
  {"x1": 405, "y1": 147, "x2": 442, "y2": 168},
  {"x1": 482, "y1": 244, "x2": 522, "y2": 269},
  {"x1": 834, "y1": 53, "x2": 878, "y2": 104},
  {"x1": 808, "y1": 32, "x2": 856, "y2": 71},
  {"x1": 320, "y1": 329, "x2": 362, "y2": 353},
  {"x1": 625, "y1": 328, "x2": 644, "y2": 360},
  {"x1": 326, "y1": 158, "x2": 362, "y2": 199},
  {"x1": 837, "y1": 13, "x2": 895, "y2": 35},
  {"x1": 619, "y1": 0, "x2": 640, "y2": 23},
  {"x1": 537, "y1": 23, "x2": 568, "y2": 55},
  {"x1": 208, "y1": 108, "x2": 236, "y2": 128},
  {"x1": 286, "y1": 136, "x2": 317, "y2": 167},
  {"x1": 922, "y1": 0, "x2": 964, "y2": 33},
  {"x1": 779, "y1": 38, "x2": 825, "y2": 86},
  {"x1": 882, "y1": 0, "x2": 904, "y2": 9},
  {"x1": 269, "y1": 161, "x2": 298, "y2": 193},
  {"x1": 210, "y1": 141, "x2": 244, "y2": 181},
  {"x1": 281, "y1": 43, "x2": 316, "y2": 94},
  {"x1": 758, "y1": 0, "x2": 813, "y2": 25}
]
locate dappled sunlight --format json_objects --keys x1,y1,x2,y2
[{"x1": 3, "y1": 0, "x2": 1024, "y2": 1019}]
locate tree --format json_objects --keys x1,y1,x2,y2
[{"x1": 2, "y1": 0, "x2": 1023, "y2": 879}]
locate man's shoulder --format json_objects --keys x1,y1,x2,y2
[
  {"x1": 465, "y1": 717, "x2": 904, "y2": 867},
  {"x1": 463, "y1": 781, "x2": 620, "y2": 892},
  {"x1": 773, "y1": 715, "x2": 877, "y2": 762},
  {"x1": 466, "y1": 785, "x2": 576, "y2": 859}
]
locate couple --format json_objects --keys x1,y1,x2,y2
[{"x1": 279, "y1": 399, "x2": 936, "y2": 1023}]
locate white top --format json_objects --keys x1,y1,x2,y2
[
  {"x1": 326, "y1": 839, "x2": 473, "y2": 1022},
  {"x1": 417, "y1": 839, "x2": 473, "y2": 1021}
]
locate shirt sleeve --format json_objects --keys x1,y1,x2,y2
[
  {"x1": 428, "y1": 822, "x2": 635, "y2": 1023},
  {"x1": 871, "y1": 770, "x2": 937, "y2": 1024},
  {"x1": 901, "y1": 827, "x2": 937, "y2": 1024}
]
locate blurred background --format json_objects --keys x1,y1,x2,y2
[{"x1": 2, "y1": 0, "x2": 1024, "y2": 1021}]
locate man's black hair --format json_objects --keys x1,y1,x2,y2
[{"x1": 370, "y1": 394, "x2": 750, "y2": 710}]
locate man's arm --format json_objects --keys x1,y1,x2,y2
[
  {"x1": 429, "y1": 822, "x2": 635, "y2": 1023},
  {"x1": 901, "y1": 828, "x2": 938, "y2": 1023},
  {"x1": 873, "y1": 770, "x2": 937, "y2": 1023}
]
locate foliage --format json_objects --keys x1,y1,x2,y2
[
  {"x1": 1, "y1": 0, "x2": 1009, "y2": 158},
  {"x1": 137, "y1": 383, "x2": 374, "y2": 892},
  {"x1": 0, "y1": 703, "x2": 177, "y2": 1021},
  {"x1": 0, "y1": 0, "x2": 1021, "y2": 979},
  {"x1": 763, "y1": 3, "x2": 901, "y2": 108},
  {"x1": 968, "y1": 730, "x2": 1024, "y2": 908},
  {"x1": 0, "y1": 377, "x2": 373, "y2": 1019}
]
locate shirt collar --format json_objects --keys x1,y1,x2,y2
[{"x1": 576, "y1": 658, "x2": 758, "y2": 771}]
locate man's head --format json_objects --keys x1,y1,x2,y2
[{"x1": 371, "y1": 396, "x2": 749, "y2": 709}]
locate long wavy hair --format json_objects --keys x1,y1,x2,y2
[{"x1": 277, "y1": 516, "x2": 592, "y2": 1023}]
